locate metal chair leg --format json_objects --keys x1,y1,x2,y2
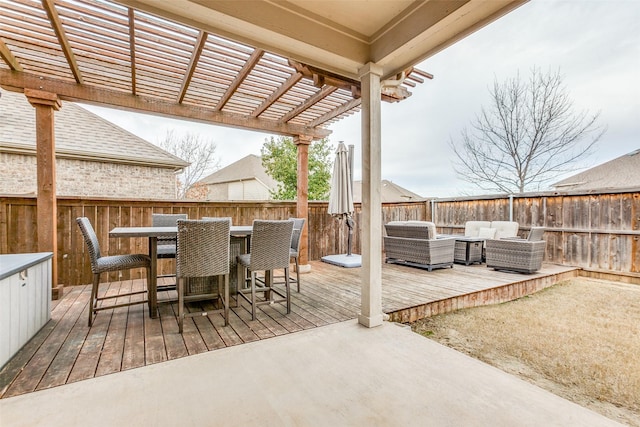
[
  {"x1": 285, "y1": 267, "x2": 291, "y2": 314},
  {"x1": 88, "y1": 273, "x2": 100, "y2": 327},
  {"x1": 178, "y1": 277, "x2": 184, "y2": 333},
  {"x1": 294, "y1": 257, "x2": 300, "y2": 292},
  {"x1": 250, "y1": 272, "x2": 257, "y2": 320},
  {"x1": 223, "y1": 274, "x2": 229, "y2": 326}
]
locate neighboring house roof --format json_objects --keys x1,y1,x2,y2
[
  {"x1": 553, "y1": 149, "x2": 640, "y2": 191},
  {"x1": 352, "y1": 180, "x2": 424, "y2": 203},
  {"x1": 0, "y1": 89, "x2": 188, "y2": 169},
  {"x1": 197, "y1": 155, "x2": 424, "y2": 202},
  {"x1": 198, "y1": 154, "x2": 278, "y2": 188}
]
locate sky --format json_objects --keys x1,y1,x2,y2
[{"x1": 80, "y1": 0, "x2": 640, "y2": 198}]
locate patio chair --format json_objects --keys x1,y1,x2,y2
[
  {"x1": 203, "y1": 217, "x2": 242, "y2": 299},
  {"x1": 175, "y1": 218, "x2": 231, "y2": 333},
  {"x1": 267, "y1": 217, "x2": 306, "y2": 292},
  {"x1": 76, "y1": 217, "x2": 152, "y2": 327},
  {"x1": 485, "y1": 232, "x2": 546, "y2": 273},
  {"x1": 289, "y1": 218, "x2": 306, "y2": 292},
  {"x1": 237, "y1": 219, "x2": 294, "y2": 320},
  {"x1": 152, "y1": 213, "x2": 187, "y2": 259}
]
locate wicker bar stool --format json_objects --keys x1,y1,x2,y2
[
  {"x1": 176, "y1": 218, "x2": 230, "y2": 333},
  {"x1": 288, "y1": 218, "x2": 306, "y2": 292},
  {"x1": 152, "y1": 213, "x2": 187, "y2": 259},
  {"x1": 76, "y1": 217, "x2": 152, "y2": 327},
  {"x1": 237, "y1": 220, "x2": 294, "y2": 320},
  {"x1": 263, "y1": 218, "x2": 305, "y2": 292},
  {"x1": 152, "y1": 213, "x2": 187, "y2": 291},
  {"x1": 202, "y1": 217, "x2": 243, "y2": 299}
]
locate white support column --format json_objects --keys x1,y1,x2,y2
[{"x1": 358, "y1": 63, "x2": 384, "y2": 328}]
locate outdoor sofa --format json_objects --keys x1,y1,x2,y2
[{"x1": 383, "y1": 221, "x2": 455, "y2": 271}]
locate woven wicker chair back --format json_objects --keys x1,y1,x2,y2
[
  {"x1": 152, "y1": 213, "x2": 187, "y2": 246},
  {"x1": 385, "y1": 224, "x2": 432, "y2": 240},
  {"x1": 249, "y1": 220, "x2": 294, "y2": 271},
  {"x1": 176, "y1": 219, "x2": 230, "y2": 278},
  {"x1": 76, "y1": 217, "x2": 102, "y2": 273},
  {"x1": 202, "y1": 216, "x2": 232, "y2": 224},
  {"x1": 528, "y1": 227, "x2": 545, "y2": 241},
  {"x1": 289, "y1": 218, "x2": 306, "y2": 254}
]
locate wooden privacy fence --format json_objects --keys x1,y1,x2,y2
[{"x1": 1, "y1": 189, "x2": 638, "y2": 286}]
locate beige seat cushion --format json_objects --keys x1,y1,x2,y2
[{"x1": 491, "y1": 221, "x2": 519, "y2": 239}]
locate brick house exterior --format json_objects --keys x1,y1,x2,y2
[{"x1": 0, "y1": 89, "x2": 188, "y2": 199}]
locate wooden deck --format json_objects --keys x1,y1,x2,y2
[{"x1": 0, "y1": 261, "x2": 578, "y2": 399}]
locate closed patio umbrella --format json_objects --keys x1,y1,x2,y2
[{"x1": 322, "y1": 142, "x2": 361, "y2": 267}]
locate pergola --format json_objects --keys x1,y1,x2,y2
[{"x1": 0, "y1": 0, "x2": 526, "y2": 328}]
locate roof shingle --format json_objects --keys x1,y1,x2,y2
[
  {"x1": 553, "y1": 149, "x2": 640, "y2": 191},
  {"x1": 0, "y1": 89, "x2": 189, "y2": 169}
]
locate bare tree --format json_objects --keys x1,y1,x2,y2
[
  {"x1": 450, "y1": 68, "x2": 605, "y2": 193},
  {"x1": 157, "y1": 130, "x2": 220, "y2": 199}
]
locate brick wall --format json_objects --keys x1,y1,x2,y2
[{"x1": 0, "y1": 153, "x2": 178, "y2": 199}]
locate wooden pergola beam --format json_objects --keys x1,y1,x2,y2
[
  {"x1": 128, "y1": 8, "x2": 137, "y2": 95},
  {"x1": 0, "y1": 38, "x2": 22, "y2": 71},
  {"x1": 251, "y1": 72, "x2": 302, "y2": 117},
  {"x1": 0, "y1": 69, "x2": 331, "y2": 138},
  {"x1": 42, "y1": 0, "x2": 83, "y2": 84},
  {"x1": 215, "y1": 48, "x2": 264, "y2": 111},
  {"x1": 177, "y1": 31, "x2": 208, "y2": 103},
  {"x1": 25, "y1": 88, "x2": 61, "y2": 290},
  {"x1": 308, "y1": 97, "x2": 361, "y2": 127},
  {"x1": 280, "y1": 85, "x2": 337, "y2": 123}
]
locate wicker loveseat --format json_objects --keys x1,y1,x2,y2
[
  {"x1": 383, "y1": 221, "x2": 455, "y2": 271},
  {"x1": 485, "y1": 227, "x2": 546, "y2": 273}
]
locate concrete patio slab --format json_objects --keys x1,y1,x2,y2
[{"x1": 0, "y1": 320, "x2": 622, "y2": 427}]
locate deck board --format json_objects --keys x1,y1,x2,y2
[{"x1": 0, "y1": 261, "x2": 578, "y2": 398}]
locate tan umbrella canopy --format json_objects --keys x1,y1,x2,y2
[
  {"x1": 324, "y1": 142, "x2": 360, "y2": 267},
  {"x1": 328, "y1": 142, "x2": 354, "y2": 220}
]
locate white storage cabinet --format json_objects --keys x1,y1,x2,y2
[{"x1": 0, "y1": 252, "x2": 53, "y2": 369}]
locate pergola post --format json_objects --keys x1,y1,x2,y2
[
  {"x1": 25, "y1": 89, "x2": 61, "y2": 289},
  {"x1": 357, "y1": 63, "x2": 383, "y2": 328},
  {"x1": 294, "y1": 135, "x2": 312, "y2": 273}
]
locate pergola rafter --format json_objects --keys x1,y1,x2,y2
[
  {"x1": 177, "y1": 30, "x2": 207, "y2": 103},
  {"x1": 42, "y1": 0, "x2": 83, "y2": 84},
  {"x1": 127, "y1": 8, "x2": 137, "y2": 95}
]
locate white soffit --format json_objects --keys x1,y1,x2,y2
[{"x1": 118, "y1": 0, "x2": 527, "y2": 80}]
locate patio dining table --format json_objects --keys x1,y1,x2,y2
[{"x1": 109, "y1": 225, "x2": 253, "y2": 318}]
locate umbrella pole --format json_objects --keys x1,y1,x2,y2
[{"x1": 346, "y1": 216, "x2": 354, "y2": 256}]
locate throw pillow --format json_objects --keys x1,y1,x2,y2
[{"x1": 478, "y1": 227, "x2": 497, "y2": 239}]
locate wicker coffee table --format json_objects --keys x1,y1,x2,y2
[{"x1": 454, "y1": 237, "x2": 485, "y2": 265}]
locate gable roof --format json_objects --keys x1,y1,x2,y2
[
  {"x1": 352, "y1": 180, "x2": 424, "y2": 203},
  {"x1": 0, "y1": 89, "x2": 188, "y2": 169},
  {"x1": 198, "y1": 154, "x2": 278, "y2": 188},
  {"x1": 553, "y1": 149, "x2": 640, "y2": 191}
]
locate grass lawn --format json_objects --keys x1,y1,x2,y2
[{"x1": 412, "y1": 277, "x2": 640, "y2": 426}]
